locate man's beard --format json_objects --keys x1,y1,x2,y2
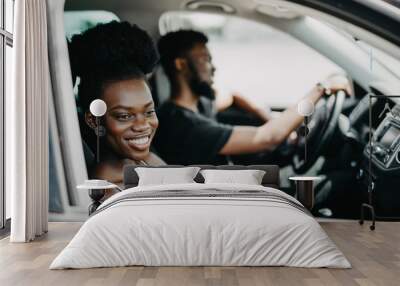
[{"x1": 187, "y1": 58, "x2": 215, "y2": 100}]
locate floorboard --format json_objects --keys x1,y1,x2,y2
[{"x1": 0, "y1": 221, "x2": 399, "y2": 286}]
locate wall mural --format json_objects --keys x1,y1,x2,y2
[{"x1": 48, "y1": 9, "x2": 400, "y2": 221}]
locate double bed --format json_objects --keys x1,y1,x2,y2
[{"x1": 50, "y1": 165, "x2": 350, "y2": 269}]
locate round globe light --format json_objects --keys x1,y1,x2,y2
[
  {"x1": 297, "y1": 99, "x2": 314, "y2": 117},
  {"x1": 90, "y1": 99, "x2": 107, "y2": 117}
]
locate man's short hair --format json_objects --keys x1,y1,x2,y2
[{"x1": 157, "y1": 30, "x2": 208, "y2": 81}]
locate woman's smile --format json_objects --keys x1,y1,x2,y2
[{"x1": 124, "y1": 134, "x2": 152, "y2": 151}]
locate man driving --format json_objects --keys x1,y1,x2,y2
[{"x1": 154, "y1": 30, "x2": 350, "y2": 165}]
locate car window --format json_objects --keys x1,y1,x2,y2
[
  {"x1": 48, "y1": 10, "x2": 120, "y2": 216},
  {"x1": 159, "y1": 12, "x2": 342, "y2": 109},
  {"x1": 64, "y1": 11, "x2": 119, "y2": 40}
]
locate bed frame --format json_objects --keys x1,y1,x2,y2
[{"x1": 123, "y1": 165, "x2": 280, "y2": 189}]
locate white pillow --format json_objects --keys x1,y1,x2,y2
[
  {"x1": 200, "y1": 169, "x2": 266, "y2": 185},
  {"x1": 135, "y1": 167, "x2": 200, "y2": 186}
]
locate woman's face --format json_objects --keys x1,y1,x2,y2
[{"x1": 100, "y1": 78, "x2": 158, "y2": 161}]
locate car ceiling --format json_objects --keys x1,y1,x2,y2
[
  {"x1": 65, "y1": 0, "x2": 400, "y2": 44},
  {"x1": 65, "y1": 0, "x2": 200, "y2": 36},
  {"x1": 65, "y1": 0, "x2": 285, "y2": 38},
  {"x1": 64, "y1": 0, "x2": 400, "y2": 93}
]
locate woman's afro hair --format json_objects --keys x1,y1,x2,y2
[{"x1": 68, "y1": 21, "x2": 159, "y2": 81}]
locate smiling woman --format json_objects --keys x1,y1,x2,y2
[
  {"x1": 96, "y1": 79, "x2": 159, "y2": 161},
  {"x1": 68, "y1": 21, "x2": 165, "y2": 191}
]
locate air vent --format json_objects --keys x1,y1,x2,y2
[{"x1": 185, "y1": 1, "x2": 236, "y2": 14}]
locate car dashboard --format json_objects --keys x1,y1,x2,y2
[
  {"x1": 359, "y1": 96, "x2": 400, "y2": 217},
  {"x1": 364, "y1": 111, "x2": 400, "y2": 175}
]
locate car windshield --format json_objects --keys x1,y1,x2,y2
[{"x1": 159, "y1": 12, "x2": 342, "y2": 108}]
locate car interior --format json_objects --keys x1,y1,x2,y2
[{"x1": 47, "y1": 0, "x2": 400, "y2": 221}]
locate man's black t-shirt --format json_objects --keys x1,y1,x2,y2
[{"x1": 153, "y1": 98, "x2": 233, "y2": 165}]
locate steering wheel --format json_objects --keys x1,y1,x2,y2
[{"x1": 292, "y1": 90, "x2": 347, "y2": 173}]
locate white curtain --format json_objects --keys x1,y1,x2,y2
[{"x1": 7, "y1": 0, "x2": 49, "y2": 242}]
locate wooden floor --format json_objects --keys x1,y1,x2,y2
[{"x1": 0, "y1": 221, "x2": 399, "y2": 286}]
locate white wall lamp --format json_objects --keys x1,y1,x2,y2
[
  {"x1": 297, "y1": 99, "x2": 315, "y2": 163},
  {"x1": 89, "y1": 99, "x2": 107, "y2": 163}
]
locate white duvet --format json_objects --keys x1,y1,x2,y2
[{"x1": 50, "y1": 183, "x2": 350, "y2": 269}]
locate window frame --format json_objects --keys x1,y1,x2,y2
[{"x1": 0, "y1": 0, "x2": 13, "y2": 232}]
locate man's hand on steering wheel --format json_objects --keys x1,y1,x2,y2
[
  {"x1": 291, "y1": 74, "x2": 352, "y2": 173},
  {"x1": 318, "y1": 73, "x2": 353, "y2": 98}
]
